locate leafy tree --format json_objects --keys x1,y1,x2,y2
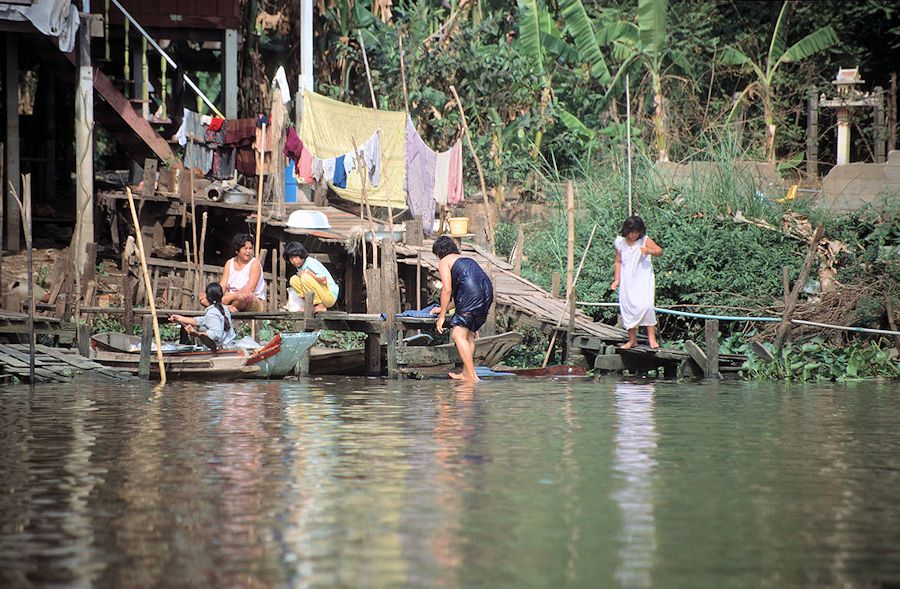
[{"x1": 720, "y1": 1, "x2": 839, "y2": 161}]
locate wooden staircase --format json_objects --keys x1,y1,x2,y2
[{"x1": 37, "y1": 34, "x2": 180, "y2": 167}]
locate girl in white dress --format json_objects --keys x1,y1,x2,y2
[{"x1": 610, "y1": 216, "x2": 663, "y2": 349}]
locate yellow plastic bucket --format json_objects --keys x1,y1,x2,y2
[{"x1": 448, "y1": 217, "x2": 469, "y2": 236}]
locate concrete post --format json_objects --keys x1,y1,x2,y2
[
  {"x1": 836, "y1": 108, "x2": 851, "y2": 166},
  {"x1": 806, "y1": 94, "x2": 819, "y2": 179},
  {"x1": 874, "y1": 86, "x2": 886, "y2": 164},
  {"x1": 224, "y1": 29, "x2": 238, "y2": 119},
  {"x1": 300, "y1": 0, "x2": 314, "y2": 94}
]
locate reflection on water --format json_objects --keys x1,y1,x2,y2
[
  {"x1": 612, "y1": 383, "x2": 658, "y2": 588},
  {"x1": 1, "y1": 378, "x2": 900, "y2": 588}
]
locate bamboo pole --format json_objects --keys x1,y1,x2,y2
[
  {"x1": 190, "y1": 185, "x2": 199, "y2": 294},
  {"x1": 125, "y1": 187, "x2": 167, "y2": 384},
  {"x1": 449, "y1": 85, "x2": 494, "y2": 252},
  {"x1": 379, "y1": 130, "x2": 395, "y2": 238},
  {"x1": 542, "y1": 220, "x2": 597, "y2": 369},
  {"x1": 564, "y1": 182, "x2": 576, "y2": 362},
  {"x1": 399, "y1": 33, "x2": 409, "y2": 113},
  {"x1": 23, "y1": 175, "x2": 34, "y2": 384},
  {"x1": 626, "y1": 74, "x2": 633, "y2": 216},
  {"x1": 254, "y1": 122, "x2": 267, "y2": 256},
  {"x1": 358, "y1": 31, "x2": 377, "y2": 109},
  {"x1": 352, "y1": 135, "x2": 379, "y2": 268},
  {"x1": 198, "y1": 211, "x2": 207, "y2": 299}
]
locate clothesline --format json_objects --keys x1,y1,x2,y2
[{"x1": 576, "y1": 301, "x2": 900, "y2": 336}]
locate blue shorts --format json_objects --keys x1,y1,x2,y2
[{"x1": 450, "y1": 311, "x2": 488, "y2": 333}]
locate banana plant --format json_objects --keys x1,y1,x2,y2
[
  {"x1": 720, "y1": 1, "x2": 838, "y2": 162},
  {"x1": 515, "y1": 0, "x2": 585, "y2": 155}
]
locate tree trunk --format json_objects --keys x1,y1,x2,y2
[
  {"x1": 652, "y1": 72, "x2": 669, "y2": 162},
  {"x1": 764, "y1": 92, "x2": 777, "y2": 162}
]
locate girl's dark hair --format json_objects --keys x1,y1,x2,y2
[
  {"x1": 283, "y1": 241, "x2": 308, "y2": 262},
  {"x1": 231, "y1": 233, "x2": 255, "y2": 254},
  {"x1": 205, "y1": 283, "x2": 231, "y2": 331},
  {"x1": 432, "y1": 236, "x2": 460, "y2": 259},
  {"x1": 619, "y1": 215, "x2": 647, "y2": 238}
]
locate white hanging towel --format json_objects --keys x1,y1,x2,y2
[
  {"x1": 342, "y1": 150, "x2": 358, "y2": 176},
  {"x1": 362, "y1": 131, "x2": 382, "y2": 187},
  {"x1": 614, "y1": 235, "x2": 656, "y2": 329},
  {"x1": 433, "y1": 149, "x2": 452, "y2": 206}
]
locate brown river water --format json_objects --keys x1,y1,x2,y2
[{"x1": 1, "y1": 377, "x2": 899, "y2": 588}]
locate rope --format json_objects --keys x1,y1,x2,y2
[{"x1": 576, "y1": 301, "x2": 900, "y2": 336}]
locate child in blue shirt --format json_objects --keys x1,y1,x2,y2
[{"x1": 284, "y1": 241, "x2": 339, "y2": 312}]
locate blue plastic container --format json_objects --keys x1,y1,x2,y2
[{"x1": 285, "y1": 162, "x2": 297, "y2": 202}]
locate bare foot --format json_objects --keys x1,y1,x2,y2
[
  {"x1": 313, "y1": 304, "x2": 327, "y2": 313},
  {"x1": 448, "y1": 370, "x2": 465, "y2": 380},
  {"x1": 227, "y1": 305, "x2": 239, "y2": 313},
  {"x1": 649, "y1": 340, "x2": 660, "y2": 349},
  {"x1": 620, "y1": 341, "x2": 637, "y2": 350}
]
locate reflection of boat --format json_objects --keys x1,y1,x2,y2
[
  {"x1": 90, "y1": 332, "x2": 318, "y2": 380},
  {"x1": 501, "y1": 365, "x2": 587, "y2": 377}
]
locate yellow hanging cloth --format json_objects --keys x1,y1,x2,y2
[{"x1": 299, "y1": 91, "x2": 407, "y2": 210}]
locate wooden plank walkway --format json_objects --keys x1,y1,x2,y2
[
  {"x1": 395, "y1": 242, "x2": 628, "y2": 343},
  {"x1": 0, "y1": 344, "x2": 134, "y2": 384}
]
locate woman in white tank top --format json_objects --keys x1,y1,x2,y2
[{"x1": 200, "y1": 233, "x2": 267, "y2": 312}]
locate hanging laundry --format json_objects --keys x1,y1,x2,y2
[
  {"x1": 311, "y1": 157, "x2": 325, "y2": 182},
  {"x1": 362, "y1": 131, "x2": 382, "y2": 187},
  {"x1": 404, "y1": 115, "x2": 436, "y2": 235},
  {"x1": 209, "y1": 147, "x2": 236, "y2": 181},
  {"x1": 322, "y1": 158, "x2": 336, "y2": 184},
  {"x1": 223, "y1": 118, "x2": 257, "y2": 146},
  {"x1": 208, "y1": 117, "x2": 225, "y2": 132},
  {"x1": 284, "y1": 127, "x2": 303, "y2": 162},
  {"x1": 342, "y1": 150, "x2": 358, "y2": 177},
  {"x1": 433, "y1": 148, "x2": 451, "y2": 206},
  {"x1": 297, "y1": 147, "x2": 313, "y2": 184},
  {"x1": 333, "y1": 154, "x2": 348, "y2": 189},
  {"x1": 447, "y1": 140, "x2": 464, "y2": 205},
  {"x1": 184, "y1": 141, "x2": 213, "y2": 174},
  {"x1": 299, "y1": 91, "x2": 406, "y2": 209}
]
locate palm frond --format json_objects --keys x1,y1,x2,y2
[
  {"x1": 778, "y1": 26, "x2": 839, "y2": 66},
  {"x1": 560, "y1": 0, "x2": 611, "y2": 84},
  {"x1": 766, "y1": 1, "x2": 792, "y2": 72},
  {"x1": 637, "y1": 0, "x2": 667, "y2": 55},
  {"x1": 517, "y1": 0, "x2": 546, "y2": 76}
]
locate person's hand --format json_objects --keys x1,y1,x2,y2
[
  {"x1": 168, "y1": 314, "x2": 179, "y2": 323},
  {"x1": 640, "y1": 245, "x2": 651, "y2": 256},
  {"x1": 199, "y1": 295, "x2": 209, "y2": 306},
  {"x1": 436, "y1": 314, "x2": 446, "y2": 334},
  {"x1": 429, "y1": 306, "x2": 440, "y2": 315},
  {"x1": 184, "y1": 324, "x2": 196, "y2": 335},
  {"x1": 610, "y1": 279, "x2": 619, "y2": 291}
]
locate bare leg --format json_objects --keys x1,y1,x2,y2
[
  {"x1": 647, "y1": 325, "x2": 659, "y2": 349},
  {"x1": 620, "y1": 327, "x2": 638, "y2": 349},
  {"x1": 451, "y1": 326, "x2": 479, "y2": 381}
]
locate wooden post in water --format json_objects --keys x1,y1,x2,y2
[
  {"x1": 139, "y1": 315, "x2": 152, "y2": 378},
  {"x1": 563, "y1": 181, "x2": 575, "y2": 364},
  {"x1": 704, "y1": 319, "x2": 720, "y2": 380},
  {"x1": 381, "y1": 239, "x2": 400, "y2": 378}
]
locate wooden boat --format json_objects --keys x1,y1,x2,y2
[
  {"x1": 308, "y1": 331, "x2": 522, "y2": 377},
  {"x1": 395, "y1": 331, "x2": 523, "y2": 377},
  {"x1": 90, "y1": 331, "x2": 318, "y2": 380}
]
